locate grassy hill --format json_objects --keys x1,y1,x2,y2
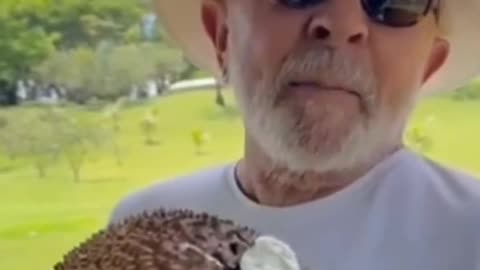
[{"x1": 0, "y1": 89, "x2": 479, "y2": 270}]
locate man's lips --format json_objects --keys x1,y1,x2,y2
[{"x1": 287, "y1": 81, "x2": 361, "y2": 99}]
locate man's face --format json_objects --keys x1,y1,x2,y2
[{"x1": 203, "y1": 0, "x2": 449, "y2": 173}]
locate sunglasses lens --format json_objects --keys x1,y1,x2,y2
[
  {"x1": 363, "y1": 0, "x2": 431, "y2": 27},
  {"x1": 277, "y1": 0, "x2": 432, "y2": 27},
  {"x1": 277, "y1": 0, "x2": 326, "y2": 9}
]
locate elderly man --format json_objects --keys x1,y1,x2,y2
[{"x1": 111, "y1": 0, "x2": 480, "y2": 269}]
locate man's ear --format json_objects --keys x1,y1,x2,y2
[
  {"x1": 202, "y1": 0, "x2": 229, "y2": 71},
  {"x1": 422, "y1": 37, "x2": 450, "y2": 83}
]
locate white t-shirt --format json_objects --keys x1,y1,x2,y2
[{"x1": 110, "y1": 149, "x2": 480, "y2": 270}]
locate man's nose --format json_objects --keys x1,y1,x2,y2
[{"x1": 306, "y1": 0, "x2": 369, "y2": 48}]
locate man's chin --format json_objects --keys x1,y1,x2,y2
[
  {"x1": 245, "y1": 107, "x2": 372, "y2": 169},
  {"x1": 256, "y1": 133, "x2": 362, "y2": 173}
]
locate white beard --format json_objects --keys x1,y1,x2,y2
[{"x1": 228, "y1": 44, "x2": 417, "y2": 175}]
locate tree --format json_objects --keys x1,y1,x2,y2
[
  {"x1": 145, "y1": 43, "x2": 188, "y2": 81},
  {"x1": 28, "y1": 107, "x2": 109, "y2": 182},
  {"x1": 0, "y1": 114, "x2": 21, "y2": 160},
  {"x1": 0, "y1": 110, "x2": 33, "y2": 161},
  {"x1": 405, "y1": 116, "x2": 436, "y2": 154},
  {"x1": 140, "y1": 109, "x2": 160, "y2": 145},
  {"x1": 22, "y1": 121, "x2": 60, "y2": 179},
  {"x1": 0, "y1": 109, "x2": 61, "y2": 178},
  {"x1": 215, "y1": 80, "x2": 227, "y2": 108},
  {"x1": 0, "y1": 0, "x2": 149, "y2": 81},
  {"x1": 35, "y1": 42, "x2": 188, "y2": 102},
  {"x1": 191, "y1": 129, "x2": 211, "y2": 155},
  {"x1": 107, "y1": 43, "x2": 158, "y2": 98},
  {"x1": 0, "y1": 15, "x2": 56, "y2": 82},
  {"x1": 102, "y1": 97, "x2": 127, "y2": 133},
  {"x1": 7, "y1": 0, "x2": 146, "y2": 49},
  {"x1": 102, "y1": 97, "x2": 127, "y2": 166},
  {"x1": 51, "y1": 111, "x2": 108, "y2": 182},
  {"x1": 451, "y1": 79, "x2": 480, "y2": 101},
  {"x1": 37, "y1": 47, "x2": 98, "y2": 103}
]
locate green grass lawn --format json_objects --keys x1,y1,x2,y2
[{"x1": 0, "y1": 90, "x2": 479, "y2": 270}]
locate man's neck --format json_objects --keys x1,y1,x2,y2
[{"x1": 234, "y1": 142, "x2": 403, "y2": 207}]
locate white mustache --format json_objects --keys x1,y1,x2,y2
[{"x1": 273, "y1": 46, "x2": 378, "y2": 112}]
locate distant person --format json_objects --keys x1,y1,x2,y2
[
  {"x1": 0, "y1": 79, "x2": 18, "y2": 106},
  {"x1": 111, "y1": 1, "x2": 480, "y2": 269}
]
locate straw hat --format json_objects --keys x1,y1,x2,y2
[{"x1": 154, "y1": 0, "x2": 480, "y2": 94}]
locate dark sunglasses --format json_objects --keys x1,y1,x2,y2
[{"x1": 277, "y1": 0, "x2": 438, "y2": 27}]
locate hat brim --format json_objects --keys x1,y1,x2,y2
[{"x1": 155, "y1": 0, "x2": 480, "y2": 95}]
